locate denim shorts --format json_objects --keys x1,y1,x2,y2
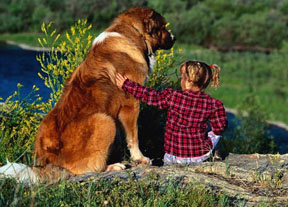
[{"x1": 163, "y1": 131, "x2": 220, "y2": 165}]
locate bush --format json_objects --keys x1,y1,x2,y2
[
  {"x1": 0, "y1": 19, "x2": 180, "y2": 164},
  {"x1": 0, "y1": 84, "x2": 46, "y2": 165},
  {"x1": 210, "y1": 14, "x2": 238, "y2": 48},
  {"x1": 166, "y1": 3, "x2": 214, "y2": 45},
  {"x1": 138, "y1": 48, "x2": 183, "y2": 160},
  {"x1": 235, "y1": 10, "x2": 288, "y2": 49},
  {"x1": 37, "y1": 20, "x2": 93, "y2": 105},
  {"x1": 0, "y1": 20, "x2": 93, "y2": 164},
  {"x1": 147, "y1": 0, "x2": 186, "y2": 14},
  {"x1": 221, "y1": 94, "x2": 277, "y2": 154}
]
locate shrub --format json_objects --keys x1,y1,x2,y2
[
  {"x1": 210, "y1": 14, "x2": 238, "y2": 48},
  {"x1": 139, "y1": 47, "x2": 183, "y2": 161},
  {"x1": 0, "y1": 20, "x2": 93, "y2": 164},
  {"x1": 147, "y1": 0, "x2": 186, "y2": 14},
  {"x1": 0, "y1": 19, "x2": 180, "y2": 164},
  {"x1": 166, "y1": 3, "x2": 214, "y2": 45},
  {"x1": 36, "y1": 19, "x2": 93, "y2": 106},
  {"x1": 235, "y1": 10, "x2": 288, "y2": 49},
  {"x1": 221, "y1": 94, "x2": 277, "y2": 154},
  {"x1": 0, "y1": 84, "x2": 46, "y2": 165}
]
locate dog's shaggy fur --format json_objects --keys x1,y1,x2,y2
[{"x1": 34, "y1": 8, "x2": 175, "y2": 175}]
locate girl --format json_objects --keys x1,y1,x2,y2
[{"x1": 115, "y1": 61, "x2": 227, "y2": 165}]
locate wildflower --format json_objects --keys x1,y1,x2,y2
[
  {"x1": 17, "y1": 83, "x2": 23, "y2": 88},
  {"x1": 51, "y1": 29, "x2": 56, "y2": 37},
  {"x1": 41, "y1": 22, "x2": 46, "y2": 34}
]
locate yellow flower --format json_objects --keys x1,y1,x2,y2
[
  {"x1": 41, "y1": 22, "x2": 46, "y2": 33},
  {"x1": 43, "y1": 38, "x2": 47, "y2": 45},
  {"x1": 50, "y1": 29, "x2": 56, "y2": 37},
  {"x1": 55, "y1": 34, "x2": 61, "y2": 42},
  {"x1": 17, "y1": 83, "x2": 23, "y2": 88}
]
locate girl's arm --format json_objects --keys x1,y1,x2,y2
[
  {"x1": 115, "y1": 73, "x2": 172, "y2": 109},
  {"x1": 209, "y1": 100, "x2": 228, "y2": 135}
]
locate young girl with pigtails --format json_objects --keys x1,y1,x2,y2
[{"x1": 115, "y1": 60, "x2": 227, "y2": 165}]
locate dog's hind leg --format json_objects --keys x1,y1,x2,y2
[
  {"x1": 118, "y1": 101, "x2": 151, "y2": 165},
  {"x1": 59, "y1": 113, "x2": 125, "y2": 174}
]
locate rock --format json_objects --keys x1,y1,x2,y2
[{"x1": 69, "y1": 153, "x2": 288, "y2": 206}]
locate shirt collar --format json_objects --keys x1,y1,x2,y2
[{"x1": 183, "y1": 90, "x2": 207, "y2": 97}]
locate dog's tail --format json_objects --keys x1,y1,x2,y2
[{"x1": 0, "y1": 160, "x2": 39, "y2": 184}]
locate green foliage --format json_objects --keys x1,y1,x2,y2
[
  {"x1": 0, "y1": 33, "x2": 45, "y2": 48},
  {"x1": 167, "y1": 3, "x2": 214, "y2": 45},
  {"x1": 210, "y1": 14, "x2": 238, "y2": 47},
  {"x1": 31, "y1": 4, "x2": 52, "y2": 31},
  {"x1": 182, "y1": 46, "x2": 288, "y2": 124},
  {"x1": 1, "y1": 0, "x2": 288, "y2": 50},
  {"x1": 36, "y1": 20, "x2": 93, "y2": 106},
  {"x1": 234, "y1": 10, "x2": 287, "y2": 48},
  {"x1": 138, "y1": 48, "x2": 183, "y2": 160},
  {"x1": 254, "y1": 153, "x2": 284, "y2": 189},
  {"x1": 0, "y1": 84, "x2": 47, "y2": 165},
  {"x1": 0, "y1": 0, "x2": 35, "y2": 32},
  {"x1": 0, "y1": 176, "x2": 235, "y2": 207},
  {"x1": 222, "y1": 94, "x2": 276, "y2": 154},
  {"x1": 147, "y1": 0, "x2": 187, "y2": 14},
  {"x1": 0, "y1": 19, "x2": 93, "y2": 164}
]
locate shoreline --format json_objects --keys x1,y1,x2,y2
[
  {"x1": 226, "y1": 108, "x2": 288, "y2": 132},
  {"x1": 1, "y1": 100, "x2": 287, "y2": 133},
  {"x1": 1, "y1": 40, "x2": 288, "y2": 132},
  {"x1": 4, "y1": 40, "x2": 50, "y2": 52}
]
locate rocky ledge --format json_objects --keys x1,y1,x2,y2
[{"x1": 70, "y1": 153, "x2": 288, "y2": 206}]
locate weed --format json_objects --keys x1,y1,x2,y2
[{"x1": 253, "y1": 153, "x2": 284, "y2": 190}]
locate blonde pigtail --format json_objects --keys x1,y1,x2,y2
[
  {"x1": 210, "y1": 64, "x2": 220, "y2": 88},
  {"x1": 187, "y1": 65, "x2": 200, "y2": 83}
]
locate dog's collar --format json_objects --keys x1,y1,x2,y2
[
  {"x1": 126, "y1": 23, "x2": 155, "y2": 74},
  {"x1": 129, "y1": 24, "x2": 153, "y2": 57}
]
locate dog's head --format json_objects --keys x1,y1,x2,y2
[{"x1": 117, "y1": 8, "x2": 176, "y2": 53}]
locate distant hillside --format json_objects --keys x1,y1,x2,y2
[{"x1": 1, "y1": 0, "x2": 288, "y2": 51}]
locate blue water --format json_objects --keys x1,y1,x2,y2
[
  {"x1": 0, "y1": 42, "x2": 50, "y2": 100},
  {"x1": 0, "y1": 42, "x2": 287, "y2": 153}
]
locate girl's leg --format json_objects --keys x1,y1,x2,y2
[{"x1": 208, "y1": 131, "x2": 221, "y2": 149}]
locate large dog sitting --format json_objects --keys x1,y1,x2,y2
[{"x1": 35, "y1": 8, "x2": 175, "y2": 175}]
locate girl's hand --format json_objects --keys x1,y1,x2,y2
[{"x1": 115, "y1": 73, "x2": 128, "y2": 89}]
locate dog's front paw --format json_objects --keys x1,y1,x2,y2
[
  {"x1": 106, "y1": 163, "x2": 126, "y2": 172},
  {"x1": 132, "y1": 156, "x2": 152, "y2": 166}
]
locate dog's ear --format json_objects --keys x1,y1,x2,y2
[{"x1": 143, "y1": 10, "x2": 155, "y2": 34}]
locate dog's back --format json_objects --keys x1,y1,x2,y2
[{"x1": 35, "y1": 7, "x2": 175, "y2": 175}]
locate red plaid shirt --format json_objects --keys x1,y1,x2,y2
[{"x1": 122, "y1": 79, "x2": 227, "y2": 158}]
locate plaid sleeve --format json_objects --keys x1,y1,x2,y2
[
  {"x1": 122, "y1": 79, "x2": 171, "y2": 109},
  {"x1": 209, "y1": 100, "x2": 228, "y2": 135}
]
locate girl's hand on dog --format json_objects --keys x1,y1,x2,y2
[{"x1": 115, "y1": 73, "x2": 128, "y2": 89}]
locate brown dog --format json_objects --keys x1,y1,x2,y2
[{"x1": 35, "y1": 7, "x2": 175, "y2": 175}]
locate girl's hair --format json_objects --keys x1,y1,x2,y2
[{"x1": 180, "y1": 61, "x2": 221, "y2": 89}]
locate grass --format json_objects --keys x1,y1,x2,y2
[
  {"x1": 0, "y1": 33, "x2": 45, "y2": 47},
  {"x1": 174, "y1": 44, "x2": 288, "y2": 124},
  {"x1": 0, "y1": 176, "x2": 238, "y2": 207}
]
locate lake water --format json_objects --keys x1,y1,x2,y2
[
  {"x1": 0, "y1": 42, "x2": 287, "y2": 153},
  {"x1": 0, "y1": 42, "x2": 50, "y2": 100}
]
